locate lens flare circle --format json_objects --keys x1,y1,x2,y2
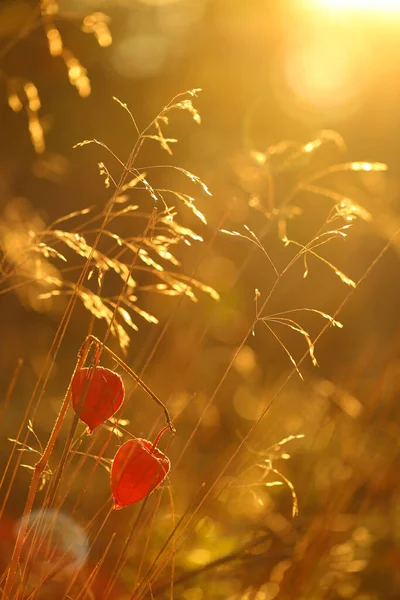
[{"x1": 16, "y1": 509, "x2": 89, "y2": 577}]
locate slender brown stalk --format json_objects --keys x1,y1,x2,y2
[
  {"x1": 1, "y1": 336, "x2": 93, "y2": 599},
  {"x1": 75, "y1": 533, "x2": 116, "y2": 600},
  {"x1": 0, "y1": 358, "x2": 22, "y2": 428}
]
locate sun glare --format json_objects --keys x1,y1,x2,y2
[{"x1": 315, "y1": 0, "x2": 400, "y2": 12}]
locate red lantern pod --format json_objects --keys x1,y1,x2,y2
[
  {"x1": 71, "y1": 366, "x2": 125, "y2": 433},
  {"x1": 111, "y1": 427, "x2": 171, "y2": 509}
]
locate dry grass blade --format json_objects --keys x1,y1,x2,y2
[
  {"x1": 220, "y1": 226, "x2": 279, "y2": 276},
  {"x1": 161, "y1": 217, "x2": 203, "y2": 242},
  {"x1": 269, "y1": 308, "x2": 343, "y2": 329},
  {"x1": 262, "y1": 320, "x2": 304, "y2": 380},
  {"x1": 264, "y1": 316, "x2": 318, "y2": 367},
  {"x1": 304, "y1": 185, "x2": 372, "y2": 222},
  {"x1": 120, "y1": 173, "x2": 148, "y2": 192},
  {"x1": 258, "y1": 304, "x2": 344, "y2": 373},
  {"x1": 269, "y1": 464, "x2": 299, "y2": 518},
  {"x1": 155, "y1": 190, "x2": 207, "y2": 224},
  {"x1": 285, "y1": 236, "x2": 356, "y2": 287}
]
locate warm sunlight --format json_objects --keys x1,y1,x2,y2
[
  {"x1": 2, "y1": 1, "x2": 400, "y2": 599},
  {"x1": 315, "y1": 0, "x2": 400, "y2": 12},
  {"x1": 281, "y1": 0, "x2": 400, "y2": 118}
]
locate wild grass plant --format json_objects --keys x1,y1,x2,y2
[{"x1": 0, "y1": 3, "x2": 398, "y2": 599}]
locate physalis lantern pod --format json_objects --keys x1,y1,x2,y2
[
  {"x1": 71, "y1": 366, "x2": 125, "y2": 433},
  {"x1": 111, "y1": 426, "x2": 171, "y2": 509}
]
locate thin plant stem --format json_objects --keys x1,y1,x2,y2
[
  {"x1": 0, "y1": 358, "x2": 23, "y2": 429},
  {"x1": 88, "y1": 335, "x2": 175, "y2": 432},
  {"x1": 1, "y1": 336, "x2": 94, "y2": 599}
]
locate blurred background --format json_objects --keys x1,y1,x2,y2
[{"x1": 1, "y1": 0, "x2": 400, "y2": 598}]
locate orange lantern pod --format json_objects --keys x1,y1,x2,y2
[
  {"x1": 111, "y1": 426, "x2": 171, "y2": 509},
  {"x1": 71, "y1": 366, "x2": 125, "y2": 433}
]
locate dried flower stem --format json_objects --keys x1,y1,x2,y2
[{"x1": 91, "y1": 335, "x2": 175, "y2": 432}]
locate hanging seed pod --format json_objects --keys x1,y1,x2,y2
[
  {"x1": 111, "y1": 426, "x2": 171, "y2": 509},
  {"x1": 71, "y1": 366, "x2": 125, "y2": 433}
]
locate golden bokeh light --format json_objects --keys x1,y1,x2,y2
[
  {"x1": 277, "y1": 13, "x2": 366, "y2": 121},
  {"x1": 284, "y1": 32, "x2": 360, "y2": 111}
]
